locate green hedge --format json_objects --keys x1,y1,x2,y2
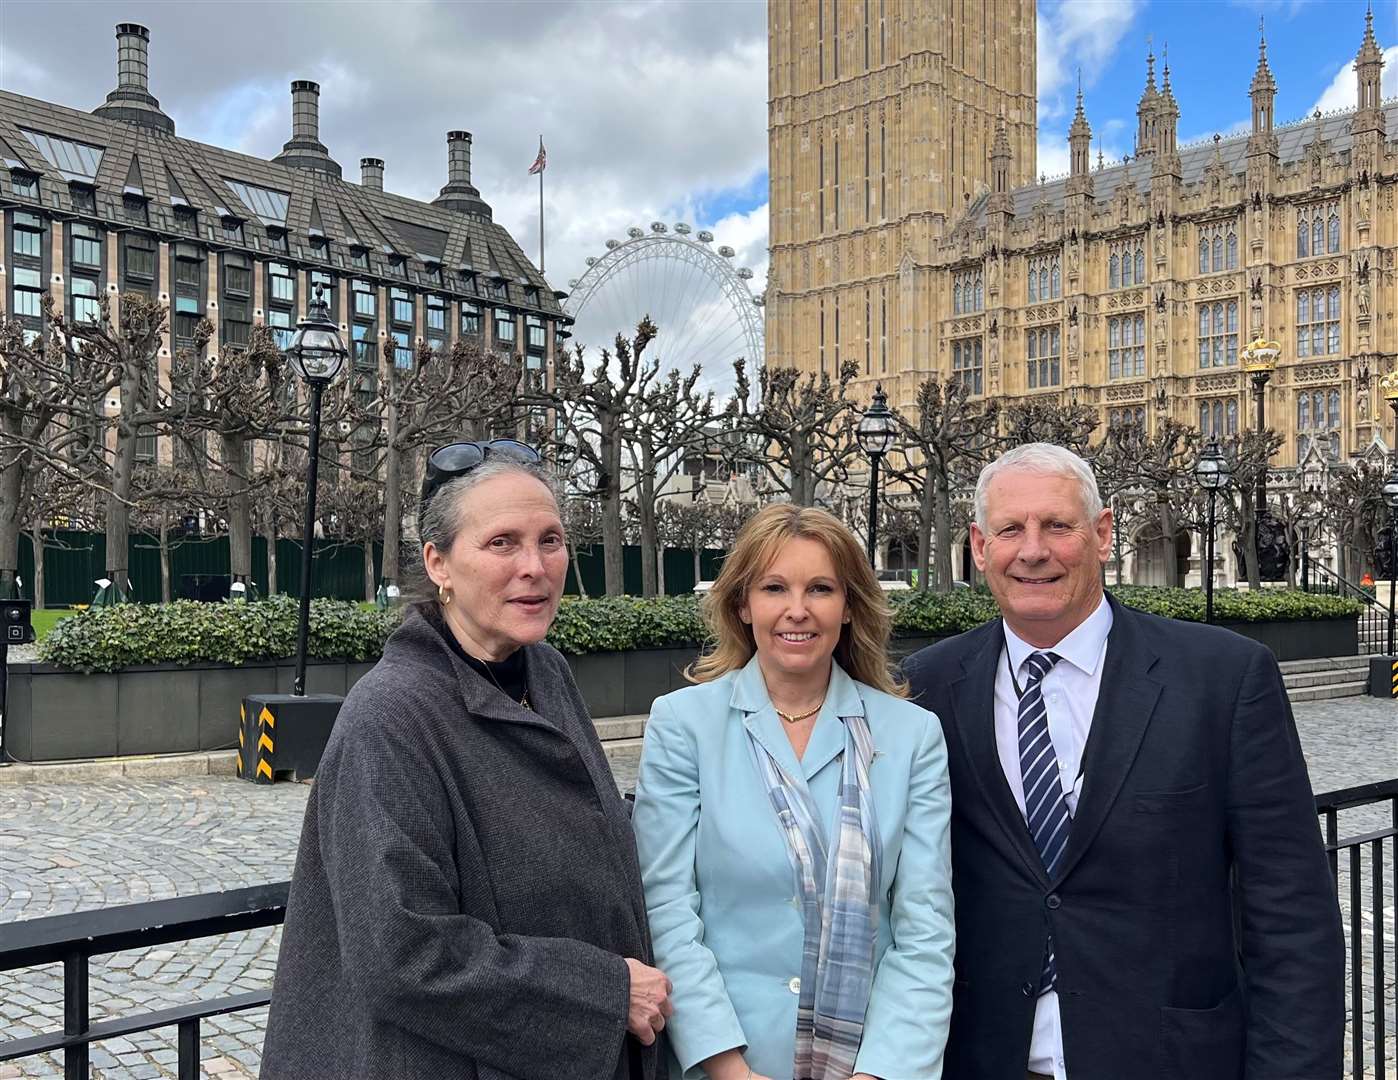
[{"x1": 36, "y1": 587, "x2": 1361, "y2": 672}]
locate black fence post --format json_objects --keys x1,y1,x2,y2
[
  {"x1": 178, "y1": 1017, "x2": 200, "y2": 1080},
  {"x1": 62, "y1": 947, "x2": 88, "y2": 1080}
]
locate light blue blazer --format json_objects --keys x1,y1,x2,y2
[{"x1": 631, "y1": 656, "x2": 955, "y2": 1080}]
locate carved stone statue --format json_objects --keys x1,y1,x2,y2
[
  {"x1": 1358, "y1": 382, "x2": 1371, "y2": 420},
  {"x1": 1359, "y1": 186, "x2": 1372, "y2": 222},
  {"x1": 1358, "y1": 277, "x2": 1372, "y2": 318},
  {"x1": 1067, "y1": 319, "x2": 1080, "y2": 357},
  {"x1": 1153, "y1": 228, "x2": 1164, "y2": 259},
  {"x1": 1069, "y1": 243, "x2": 1080, "y2": 275},
  {"x1": 988, "y1": 257, "x2": 1000, "y2": 289}
]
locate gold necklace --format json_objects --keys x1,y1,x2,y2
[
  {"x1": 472, "y1": 652, "x2": 530, "y2": 710},
  {"x1": 774, "y1": 698, "x2": 825, "y2": 724}
]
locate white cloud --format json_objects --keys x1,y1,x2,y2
[
  {"x1": 1310, "y1": 44, "x2": 1398, "y2": 114},
  {"x1": 1038, "y1": 0, "x2": 1144, "y2": 121}
]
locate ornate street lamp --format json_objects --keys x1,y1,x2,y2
[
  {"x1": 1239, "y1": 336, "x2": 1288, "y2": 580},
  {"x1": 857, "y1": 384, "x2": 896, "y2": 571},
  {"x1": 284, "y1": 285, "x2": 348, "y2": 696},
  {"x1": 1193, "y1": 439, "x2": 1231, "y2": 625}
]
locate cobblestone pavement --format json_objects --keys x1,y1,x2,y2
[{"x1": 0, "y1": 700, "x2": 1392, "y2": 1078}]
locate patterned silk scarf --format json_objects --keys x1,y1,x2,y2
[{"x1": 748, "y1": 711, "x2": 881, "y2": 1080}]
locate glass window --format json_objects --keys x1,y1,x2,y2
[
  {"x1": 352, "y1": 280, "x2": 376, "y2": 317},
  {"x1": 124, "y1": 234, "x2": 156, "y2": 283},
  {"x1": 11, "y1": 173, "x2": 38, "y2": 198},
  {"x1": 351, "y1": 247, "x2": 369, "y2": 270},
  {"x1": 175, "y1": 256, "x2": 201, "y2": 289},
  {"x1": 527, "y1": 316, "x2": 547, "y2": 350},
  {"x1": 309, "y1": 269, "x2": 336, "y2": 315},
  {"x1": 174, "y1": 205, "x2": 198, "y2": 236},
  {"x1": 14, "y1": 211, "x2": 43, "y2": 258},
  {"x1": 1295, "y1": 286, "x2": 1340, "y2": 358},
  {"x1": 494, "y1": 309, "x2": 516, "y2": 344},
  {"x1": 69, "y1": 185, "x2": 96, "y2": 214},
  {"x1": 461, "y1": 302, "x2": 482, "y2": 336},
  {"x1": 427, "y1": 295, "x2": 446, "y2": 332},
  {"x1": 267, "y1": 308, "x2": 293, "y2": 350},
  {"x1": 19, "y1": 129, "x2": 104, "y2": 180},
  {"x1": 122, "y1": 195, "x2": 148, "y2": 224},
  {"x1": 953, "y1": 270, "x2": 983, "y2": 314},
  {"x1": 223, "y1": 179, "x2": 290, "y2": 224},
  {"x1": 1108, "y1": 313, "x2": 1146, "y2": 379},
  {"x1": 222, "y1": 218, "x2": 244, "y2": 244},
  {"x1": 13, "y1": 266, "x2": 42, "y2": 317},
  {"x1": 1196, "y1": 301, "x2": 1238, "y2": 368},
  {"x1": 951, "y1": 337, "x2": 983, "y2": 395},
  {"x1": 269, "y1": 262, "x2": 295, "y2": 303},
  {"x1": 390, "y1": 287, "x2": 413, "y2": 325},
  {"x1": 70, "y1": 277, "x2": 100, "y2": 323},
  {"x1": 71, "y1": 222, "x2": 101, "y2": 268},
  {"x1": 352, "y1": 322, "x2": 377, "y2": 367},
  {"x1": 392, "y1": 329, "x2": 413, "y2": 369}
]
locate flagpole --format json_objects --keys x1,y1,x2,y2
[{"x1": 538, "y1": 134, "x2": 545, "y2": 274}]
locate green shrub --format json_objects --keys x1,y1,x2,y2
[
  {"x1": 39, "y1": 595, "x2": 399, "y2": 673},
  {"x1": 36, "y1": 586, "x2": 1360, "y2": 672}
]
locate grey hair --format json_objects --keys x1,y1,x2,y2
[
  {"x1": 406, "y1": 458, "x2": 562, "y2": 611},
  {"x1": 973, "y1": 443, "x2": 1103, "y2": 530}
]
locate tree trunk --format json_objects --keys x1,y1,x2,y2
[
  {"x1": 382, "y1": 407, "x2": 403, "y2": 586},
  {"x1": 570, "y1": 539, "x2": 588, "y2": 598},
  {"x1": 159, "y1": 511, "x2": 172, "y2": 603},
  {"x1": 693, "y1": 537, "x2": 702, "y2": 589},
  {"x1": 0, "y1": 448, "x2": 22, "y2": 599},
  {"x1": 1113, "y1": 505, "x2": 1125, "y2": 586},
  {"x1": 638, "y1": 462, "x2": 658, "y2": 598},
  {"x1": 1238, "y1": 499, "x2": 1261, "y2": 588},
  {"x1": 1157, "y1": 494, "x2": 1179, "y2": 589},
  {"x1": 365, "y1": 539, "x2": 377, "y2": 602},
  {"x1": 106, "y1": 425, "x2": 137, "y2": 599},
  {"x1": 788, "y1": 436, "x2": 813, "y2": 506},
  {"x1": 599, "y1": 423, "x2": 624, "y2": 596},
  {"x1": 30, "y1": 519, "x2": 44, "y2": 610},
  {"x1": 932, "y1": 469, "x2": 954, "y2": 593},
  {"x1": 265, "y1": 519, "x2": 279, "y2": 596},
  {"x1": 221, "y1": 431, "x2": 253, "y2": 585}
]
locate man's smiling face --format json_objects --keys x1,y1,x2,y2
[{"x1": 971, "y1": 468, "x2": 1113, "y2": 649}]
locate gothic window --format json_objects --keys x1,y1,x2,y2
[
  {"x1": 1296, "y1": 200, "x2": 1341, "y2": 258},
  {"x1": 1107, "y1": 313, "x2": 1146, "y2": 379},
  {"x1": 1295, "y1": 285, "x2": 1341, "y2": 357},
  {"x1": 1109, "y1": 406, "x2": 1146, "y2": 429},
  {"x1": 953, "y1": 269, "x2": 983, "y2": 314},
  {"x1": 1026, "y1": 326, "x2": 1061, "y2": 389},
  {"x1": 819, "y1": 295, "x2": 826, "y2": 374},
  {"x1": 1027, "y1": 254, "x2": 1061, "y2": 302},
  {"x1": 1296, "y1": 386, "x2": 1342, "y2": 458},
  {"x1": 1109, "y1": 238, "x2": 1145, "y2": 288},
  {"x1": 1195, "y1": 398, "x2": 1241, "y2": 438},
  {"x1": 952, "y1": 337, "x2": 983, "y2": 395},
  {"x1": 1197, "y1": 220, "x2": 1238, "y2": 274},
  {"x1": 1196, "y1": 300, "x2": 1239, "y2": 368},
  {"x1": 880, "y1": 285, "x2": 887, "y2": 373}
]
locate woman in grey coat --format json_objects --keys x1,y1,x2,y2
[{"x1": 262, "y1": 441, "x2": 670, "y2": 1080}]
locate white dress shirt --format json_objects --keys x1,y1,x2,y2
[{"x1": 994, "y1": 596, "x2": 1113, "y2": 1080}]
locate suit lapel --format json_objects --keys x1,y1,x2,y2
[
  {"x1": 950, "y1": 620, "x2": 1051, "y2": 887},
  {"x1": 1052, "y1": 599, "x2": 1163, "y2": 884}
]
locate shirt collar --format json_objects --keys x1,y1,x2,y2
[
  {"x1": 1003, "y1": 594, "x2": 1113, "y2": 679},
  {"x1": 730, "y1": 651, "x2": 866, "y2": 719}
]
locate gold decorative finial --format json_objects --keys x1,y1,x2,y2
[
  {"x1": 1380, "y1": 370, "x2": 1398, "y2": 401},
  {"x1": 1240, "y1": 336, "x2": 1282, "y2": 373}
]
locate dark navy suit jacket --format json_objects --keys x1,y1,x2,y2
[{"x1": 903, "y1": 595, "x2": 1343, "y2": 1080}]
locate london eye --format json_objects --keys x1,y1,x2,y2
[{"x1": 564, "y1": 223, "x2": 764, "y2": 395}]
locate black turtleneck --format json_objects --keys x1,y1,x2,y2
[{"x1": 433, "y1": 612, "x2": 528, "y2": 705}]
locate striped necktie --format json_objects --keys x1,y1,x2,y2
[{"x1": 1017, "y1": 649, "x2": 1068, "y2": 994}]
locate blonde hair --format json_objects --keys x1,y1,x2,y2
[{"x1": 689, "y1": 504, "x2": 906, "y2": 697}]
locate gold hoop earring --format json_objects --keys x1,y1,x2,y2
[{"x1": 438, "y1": 582, "x2": 452, "y2": 606}]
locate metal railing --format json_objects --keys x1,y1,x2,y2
[
  {"x1": 1319, "y1": 779, "x2": 1398, "y2": 1080},
  {"x1": 1307, "y1": 561, "x2": 1394, "y2": 656},
  {"x1": 0, "y1": 882, "x2": 287, "y2": 1079},
  {"x1": 0, "y1": 784, "x2": 1394, "y2": 1078}
]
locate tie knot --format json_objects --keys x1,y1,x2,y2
[{"x1": 1022, "y1": 651, "x2": 1061, "y2": 685}]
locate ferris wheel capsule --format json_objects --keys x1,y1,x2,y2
[{"x1": 627, "y1": 227, "x2": 645, "y2": 239}]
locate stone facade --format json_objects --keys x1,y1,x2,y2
[{"x1": 767, "y1": 3, "x2": 1397, "y2": 476}]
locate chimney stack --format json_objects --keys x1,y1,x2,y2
[
  {"x1": 361, "y1": 157, "x2": 384, "y2": 191},
  {"x1": 447, "y1": 131, "x2": 473, "y2": 187},
  {"x1": 116, "y1": 23, "x2": 152, "y2": 93},
  {"x1": 291, "y1": 80, "x2": 321, "y2": 143},
  {"x1": 92, "y1": 23, "x2": 175, "y2": 134},
  {"x1": 433, "y1": 130, "x2": 493, "y2": 219},
  {"x1": 273, "y1": 80, "x2": 342, "y2": 178}
]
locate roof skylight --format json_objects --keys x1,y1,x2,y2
[
  {"x1": 19, "y1": 129, "x2": 104, "y2": 182},
  {"x1": 224, "y1": 179, "x2": 290, "y2": 224}
]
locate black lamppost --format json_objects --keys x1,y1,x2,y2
[
  {"x1": 284, "y1": 285, "x2": 347, "y2": 696},
  {"x1": 857, "y1": 384, "x2": 896, "y2": 570},
  {"x1": 1239, "y1": 335, "x2": 1289, "y2": 580},
  {"x1": 1194, "y1": 439, "x2": 1231, "y2": 625}
]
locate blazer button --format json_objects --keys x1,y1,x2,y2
[
  {"x1": 1021, "y1": 981, "x2": 1035, "y2": 997},
  {"x1": 1046, "y1": 893, "x2": 1062, "y2": 910},
  {"x1": 788, "y1": 977, "x2": 801, "y2": 994}
]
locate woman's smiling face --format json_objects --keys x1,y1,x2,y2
[{"x1": 740, "y1": 536, "x2": 850, "y2": 684}]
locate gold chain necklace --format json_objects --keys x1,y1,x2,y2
[
  {"x1": 774, "y1": 698, "x2": 825, "y2": 724},
  {"x1": 472, "y1": 653, "x2": 530, "y2": 711}
]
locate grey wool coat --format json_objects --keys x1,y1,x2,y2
[{"x1": 261, "y1": 607, "x2": 658, "y2": 1080}]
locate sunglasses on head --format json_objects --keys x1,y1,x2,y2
[{"x1": 420, "y1": 439, "x2": 542, "y2": 517}]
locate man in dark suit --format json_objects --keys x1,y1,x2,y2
[{"x1": 904, "y1": 443, "x2": 1343, "y2": 1080}]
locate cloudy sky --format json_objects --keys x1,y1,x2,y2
[{"x1": 1, "y1": 0, "x2": 1394, "y2": 364}]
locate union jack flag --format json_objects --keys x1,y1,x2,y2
[{"x1": 528, "y1": 139, "x2": 546, "y2": 175}]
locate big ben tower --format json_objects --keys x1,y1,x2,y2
[{"x1": 766, "y1": 0, "x2": 1037, "y2": 390}]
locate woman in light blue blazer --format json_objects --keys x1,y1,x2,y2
[{"x1": 632, "y1": 505, "x2": 954, "y2": 1080}]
